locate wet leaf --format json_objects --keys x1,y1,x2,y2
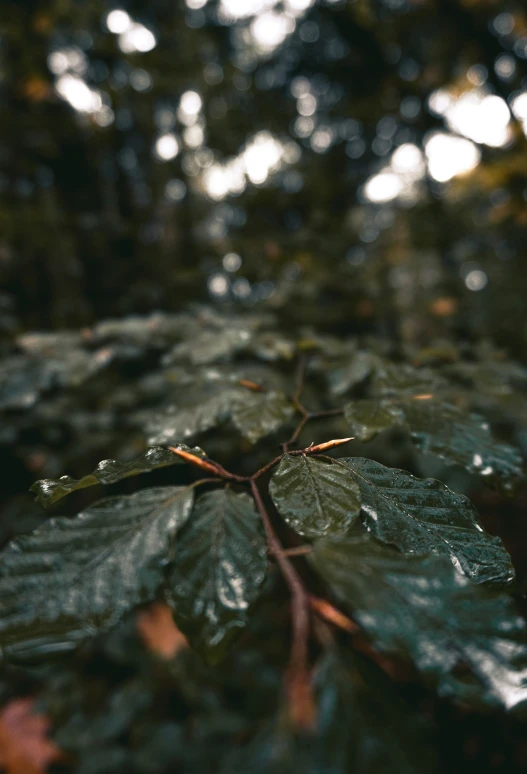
[
  {"x1": 371, "y1": 362, "x2": 447, "y2": 398},
  {"x1": 345, "y1": 397, "x2": 524, "y2": 493},
  {"x1": 0, "y1": 698, "x2": 62, "y2": 774},
  {"x1": 231, "y1": 390, "x2": 294, "y2": 444},
  {"x1": 337, "y1": 457, "x2": 514, "y2": 584},
  {"x1": 145, "y1": 386, "x2": 249, "y2": 445},
  {"x1": 167, "y1": 489, "x2": 268, "y2": 663},
  {"x1": 164, "y1": 326, "x2": 252, "y2": 365},
  {"x1": 310, "y1": 535, "x2": 527, "y2": 710},
  {"x1": 30, "y1": 446, "x2": 204, "y2": 508},
  {"x1": 328, "y1": 351, "x2": 378, "y2": 396},
  {"x1": 223, "y1": 649, "x2": 437, "y2": 774},
  {"x1": 0, "y1": 352, "x2": 106, "y2": 411},
  {"x1": 0, "y1": 486, "x2": 194, "y2": 659},
  {"x1": 402, "y1": 399, "x2": 524, "y2": 494},
  {"x1": 269, "y1": 455, "x2": 361, "y2": 538},
  {"x1": 344, "y1": 399, "x2": 404, "y2": 442},
  {"x1": 311, "y1": 649, "x2": 438, "y2": 774}
]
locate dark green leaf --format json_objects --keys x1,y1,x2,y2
[
  {"x1": 337, "y1": 457, "x2": 514, "y2": 584},
  {"x1": 310, "y1": 535, "x2": 527, "y2": 710},
  {"x1": 0, "y1": 485, "x2": 194, "y2": 659},
  {"x1": 0, "y1": 349, "x2": 110, "y2": 411},
  {"x1": 328, "y1": 351, "x2": 378, "y2": 396},
  {"x1": 231, "y1": 390, "x2": 294, "y2": 444},
  {"x1": 223, "y1": 649, "x2": 437, "y2": 774},
  {"x1": 402, "y1": 399, "x2": 524, "y2": 494},
  {"x1": 167, "y1": 489, "x2": 268, "y2": 663},
  {"x1": 345, "y1": 396, "x2": 524, "y2": 493},
  {"x1": 145, "y1": 386, "x2": 248, "y2": 445},
  {"x1": 269, "y1": 455, "x2": 361, "y2": 538},
  {"x1": 344, "y1": 399, "x2": 404, "y2": 442},
  {"x1": 312, "y1": 649, "x2": 438, "y2": 774},
  {"x1": 30, "y1": 446, "x2": 205, "y2": 508},
  {"x1": 165, "y1": 326, "x2": 252, "y2": 365},
  {"x1": 371, "y1": 362, "x2": 447, "y2": 398}
]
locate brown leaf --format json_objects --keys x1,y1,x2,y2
[
  {"x1": 306, "y1": 437, "x2": 354, "y2": 454},
  {"x1": 168, "y1": 446, "x2": 224, "y2": 476},
  {"x1": 137, "y1": 602, "x2": 188, "y2": 659},
  {"x1": 0, "y1": 698, "x2": 61, "y2": 774}
]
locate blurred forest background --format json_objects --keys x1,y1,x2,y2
[
  {"x1": 0, "y1": 0, "x2": 525, "y2": 345},
  {"x1": 0, "y1": 1, "x2": 527, "y2": 771}
]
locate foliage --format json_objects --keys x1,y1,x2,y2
[
  {"x1": 1, "y1": 0, "x2": 527, "y2": 769},
  {"x1": 0, "y1": 307, "x2": 526, "y2": 771}
]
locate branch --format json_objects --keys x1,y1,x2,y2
[{"x1": 249, "y1": 479, "x2": 315, "y2": 729}]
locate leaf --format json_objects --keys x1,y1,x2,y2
[
  {"x1": 167, "y1": 489, "x2": 268, "y2": 664},
  {"x1": 345, "y1": 397, "x2": 524, "y2": 493},
  {"x1": 0, "y1": 698, "x2": 62, "y2": 774},
  {"x1": 312, "y1": 649, "x2": 438, "y2": 774},
  {"x1": 145, "y1": 386, "x2": 249, "y2": 445},
  {"x1": 344, "y1": 399, "x2": 404, "y2": 442},
  {"x1": 30, "y1": 446, "x2": 204, "y2": 508},
  {"x1": 310, "y1": 535, "x2": 527, "y2": 710},
  {"x1": 231, "y1": 390, "x2": 294, "y2": 444},
  {"x1": 0, "y1": 355, "x2": 90, "y2": 411},
  {"x1": 402, "y1": 399, "x2": 524, "y2": 494},
  {"x1": 164, "y1": 326, "x2": 252, "y2": 365},
  {"x1": 136, "y1": 602, "x2": 188, "y2": 660},
  {"x1": 269, "y1": 455, "x2": 361, "y2": 538},
  {"x1": 223, "y1": 649, "x2": 437, "y2": 774},
  {"x1": 371, "y1": 362, "x2": 447, "y2": 398},
  {"x1": 328, "y1": 351, "x2": 377, "y2": 396},
  {"x1": 0, "y1": 486, "x2": 194, "y2": 659},
  {"x1": 336, "y1": 457, "x2": 514, "y2": 584}
]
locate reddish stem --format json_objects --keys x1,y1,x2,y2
[{"x1": 249, "y1": 479, "x2": 315, "y2": 728}]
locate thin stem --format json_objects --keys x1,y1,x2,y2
[
  {"x1": 251, "y1": 453, "x2": 286, "y2": 480},
  {"x1": 293, "y1": 355, "x2": 307, "y2": 406},
  {"x1": 250, "y1": 480, "x2": 310, "y2": 668},
  {"x1": 281, "y1": 413, "x2": 309, "y2": 454},
  {"x1": 309, "y1": 408, "x2": 345, "y2": 419},
  {"x1": 278, "y1": 546, "x2": 312, "y2": 557},
  {"x1": 184, "y1": 477, "x2": 225, "y2": 491},
  {"x1": 249, "y1": 479, "x2": 314, "y2": 726}
]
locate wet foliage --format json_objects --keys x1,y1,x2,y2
[{"x1": 1, "y1": 0, "x2": 527, "y2": 771}]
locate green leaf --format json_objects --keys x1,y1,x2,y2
[
  {"x1": 231, "y1": 390, "x2": 294, "y2": 444},
  {"x1": 344, "y1": 399, "x2": 404, "y2": 442},
  {"x1": 402, "y1": 398, "x2": 524, "y2": 494},
  {"x1": 310, "y1": 535, "x2": 527, "y2": 710},
  {"x1": 269, "y1": 455, "x2": 361, "y2": 538},
  {"x1": 165, "y1": 326, "x2": 252, "y2": 365},
  {"x1": 371, "y1": 362, "x2": 447, "y2": 398},
  {"x1": 345, "y1": 397, "x2": 524, "y2": 493},
  {"x1": 312, "y1": 649, "x2": 438, "y2": 774},
  {"x1": 145, "y1": 386, "x2": 248, "y2": 445},
  {"x1": 337, "y1": 457, "x2": 514, "y2": 584},
  {"x1": 328, "y1": 351, "x2": 377, "y2": 396},
  {"x1": 223, "y1": 649, "x2": 437, "y2": 774},
  {"x1": 0, "y1": 486, "x2": 195, "y2": 659},
  {"x1": 0, "y1": 349, "x2": 111, "y2": 411},
  {"x1": 167, "y1": 489, "x2": 268, "y2": 664},
  {"x1": 30, "y1": 446, "x2": 205, "y2": 508}
]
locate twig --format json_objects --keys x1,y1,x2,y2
[
  {"x1": 308, "y1": 595, "x2": 359, "y2": 634},
  {"x1": 293, "y1": 355, "x2": 307, "y2": 406},
  {"x1": 281, "y1": 414, "x2": 309, "y2": 454},
  {"x1": 249, "y1": 479, "x2": 315, "y2": 729},
  {"x1": 309, "y1": 407, "x2": 345, "y2": 419}
]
